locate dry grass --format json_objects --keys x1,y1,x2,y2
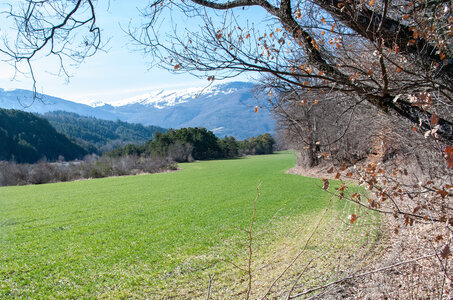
[
  {"x1": 160, "y1": 196, "x2": 382, "y2": 299},
  {"x1": 286, "y1": 154, "x2": 453, "y2": 299}
]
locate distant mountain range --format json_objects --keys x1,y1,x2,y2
[
  {"x1": 0, "y1": 82, "x2": 275, "y2": 139},
  {"x1": 0, "y1": 88, "x2": 118, "y2": 120}
]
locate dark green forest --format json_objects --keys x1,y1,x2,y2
[
  {"x1": 0, "y1": 109, "x2": 274, "y2": 165},
  {"x1": 42, "y1": 111, "x2": 166, "y2": 153},
  {"x1": 0, "y1": 109, "x2": 88, "y2": 163}
]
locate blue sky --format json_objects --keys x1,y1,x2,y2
[{"x1": 0, "y1": 1, "x2": 269, "y2": 104}]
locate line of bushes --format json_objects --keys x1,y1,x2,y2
[{"x1": 0, "y1": 155, "x2": 174, "y2": 186}]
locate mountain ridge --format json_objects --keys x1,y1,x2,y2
[
  {"x1": 0, "y1": 108, "x2": 88, "y2": 163},
  {"x1": 0, "y1": 82, "x2": 275, "y2": 139},
  {"x1": 42, "y1": 111, "x2": 166, "y2": 153},
  {"x1": 0, "y1": 88, "x2": 118, "y2": 120}
]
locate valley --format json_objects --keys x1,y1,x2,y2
[
  {"x1": 0, "y1": 152, "x2": 377, "y2": 298},
  {"x1": 0, "y1": 0, "x2": 451, "y2": 297}
]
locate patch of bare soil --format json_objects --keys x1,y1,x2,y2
[{"x1": 286, "y1": 164, "x2": 340, "y2": 180}]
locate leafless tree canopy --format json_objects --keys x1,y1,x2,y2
[
  {"x1": 2, "y1": 1, "x2": 452, "y2": 145},
  {"x1": 128, "y1": 0, "x2": 453, "y2": 144},
  {"x1": 268, "y1": 81, "x2": 382, "y2": 168},
  {"x1": 0, "y1": 0, "x2": 101, "y2": 93}
]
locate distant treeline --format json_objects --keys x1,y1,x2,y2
[
  {"x1": 0, "y1": 127, "x2": 275, "y2": 186},
  {"x1": 0, "y1": 108, "x2": 274, "y2": 167},
  {"x1": 107, "y1": 127, "x2": 275, "y2": 162},
  {"x1": 0, "y1": 109, "x2": 168, "y2": 164}
]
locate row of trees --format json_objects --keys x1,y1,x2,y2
[
  {"x1": 0, "y1": 126, "x2": 275, "y2": 186},
  {"x1": 107, "y1": 127, "x2": 276, "y2": 162}
]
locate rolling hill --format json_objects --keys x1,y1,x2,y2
[
  {"x1": 42, "y1": 111, "x2": 166, "y2": 153},
  {"x1": 0, "y1": 109, "x2": 88, "y2": 163}
]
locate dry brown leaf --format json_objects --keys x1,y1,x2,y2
[
  {"x1": 440, "y1": 245, "x2": 451, "y2": 259},
  {"x1": 322, "y1": 179, "x2": 330, "y2": 190}
]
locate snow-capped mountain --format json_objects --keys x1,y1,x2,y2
[
  {"x1": 95, "y1": 82, "x2": 275, "y2": 139},
  {"x1": 112, "y1": 88, "x2": 206, "y2": 108},
  {"x1": 0, "y1": 82, "x2": 275, "y2": 139},
  {"x1": 109, "y1": 83, "x2": 244, "y2": 109}
]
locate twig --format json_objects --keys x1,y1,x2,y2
[
  {"x1": 289, "y1": 254, "x2": 436, "y2": 299},
  {"x1": 285, "y1": 257, "x2": 316, "y2": 299},
  {"x1": 254, "y1": 207, "x2": 284, "y2": 237},
  {"x1": 261, "y1": 194, "x2": 335, "y2": 299},
  {"x1": 206, "y1": 274, "x2": 215, "y2": 300},
  {"x1": 246, "y1": 180, "x2": 262, "y2": 300},
  {"x1": 439, "y1": 237, "x2": 452, "y2": 300}
]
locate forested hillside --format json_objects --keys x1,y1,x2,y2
[
  {"x1": 0, "y1": 109, "x2": 87, "y2": 163},
  {"x1": 42, "y1": 111, "x2": 166, "y2": 153}
]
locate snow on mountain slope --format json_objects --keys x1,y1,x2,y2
[
  {"x1": 111, "y1": 87, "x2": 207, "y2": 108},
  {"x1": 0, "y1": 82, "x2": 275, "y2": 139},
  {"x1": 93, "y1": 81, "x2": 250, "y2": 109},
  {"x1": 95, "y1": 82, "x2": 275, "y2": 139}
]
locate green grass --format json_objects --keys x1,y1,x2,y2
[{"x1": 0, "y1": 152, "x2": 376, "y2": 298}]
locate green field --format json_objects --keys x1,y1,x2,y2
[{"x1": 0, "y1": 152, "x2": 378, "y2": 298}]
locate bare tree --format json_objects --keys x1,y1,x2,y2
[
  {"x1": 125, "y1": 1, "x2": 453, "y2": 297},
  {"x1": 129, "y1": 0, "x2": 453, "y2": 144},
  {"x1": 2, "y1": 1, "x2": 451, "y2": 144},
  {"x1": 1, "y1": 1, "x2": 451, "y2": 143},
  {"x1": 0, "y1": 0, "x2": 101, "y2": 95},
  {"x1": 262, "y1": 77, "x2": 382, "y2": 168}
]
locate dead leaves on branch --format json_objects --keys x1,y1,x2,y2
[
  {"x1": 324, "y1": 159, "x2": 453, "y2": 227},
  {"x1": 440, "y1": 244, "x2": 451, "y2": 259},
  {"x1": 446, "y1": 146, "x2": 453, "y2": 168},
  {"x1": 322, "y1": 178, "x2": 329, "y2": 191}
]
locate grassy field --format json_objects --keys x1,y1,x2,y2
[{"x1": 0, "y1": 152, "x2": 378, "y2": 298}]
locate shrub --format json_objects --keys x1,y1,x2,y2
[{"x1": 0, "y1": 154, "x2": 174, "y2": 187}]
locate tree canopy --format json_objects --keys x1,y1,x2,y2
[
  {"x1": 2, "y1": 0, "x2": 451, "y2": 144},
  {"x1": 133, "y1": 0, "x2": 452, "y2": 144},
  {"x1": 107, "y1": 127, "x2": 275, "y2": 162},
  {"x1": 43, "y1": 111, "x2": 166, "y2": 153}
]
